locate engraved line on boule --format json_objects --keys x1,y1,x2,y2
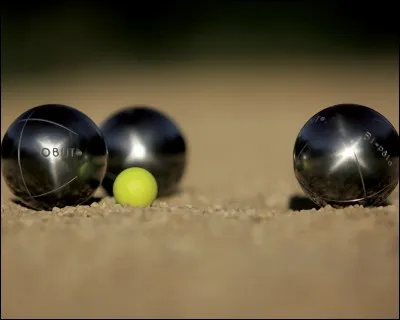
[
  {"x1": 296, "y1": 143, "x2": 309, "y2": 160},
  {"x1": 17, "y1": 110, "x2": 35, "y2": 198},
  {"x1": 17, "y1": 118, "x2": 79, "y2": 136},
  {"x1": 31, "y1": 176, "x2": 78, "y2": 198},
  {"x1": 363, "y1": 181, "x2": 398, "y2": 200},
  {"x1": 353, "y1": 150, "x2": 367, "y2": 201},
  {"x1": 299, "y1": 178, "x2": 397, "y2": 203}
]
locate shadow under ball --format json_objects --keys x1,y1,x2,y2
[
  {"x1": 293, "y1": 103, "x2": 399, "y2": 208},
  {"x1": 100, "y1": 106, "x2": 187, "y2": 198},
  {"x1": 1, "y1": 104, "x2": 108, "y2": 211}
]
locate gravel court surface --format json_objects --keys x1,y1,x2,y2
[{"x1": 1, "y1": 60, "x2": 399, "y2": 318}]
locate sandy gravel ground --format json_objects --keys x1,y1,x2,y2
[{"x1": 1, "y1": 59, "x2": 399, "y2": 318}]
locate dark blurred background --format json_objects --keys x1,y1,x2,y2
[{"x1": 1, "y1": 2, "x2": 398, "y2": 79}]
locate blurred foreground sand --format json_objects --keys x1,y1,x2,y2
[{"x1": 1, "y1": 59, "x2": 399, "y2": 318}]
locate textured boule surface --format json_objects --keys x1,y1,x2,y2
[{"x1": 1, "y1": 60, "x2": 399, "y2": 318}]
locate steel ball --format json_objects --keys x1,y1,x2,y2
[
  {"x1": 293, "y1": 103, "x2": 399, "y2": 208},
  {"x1": 100, "y1": 106, "x2": 187, "y2": 198},
  {"x1": 1, "y1": 104, "x2": 108, "y2": 210}
]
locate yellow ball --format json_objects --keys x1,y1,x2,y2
[{"x1": 113, "y1": 167, "x2": 158, "y2": 208}]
